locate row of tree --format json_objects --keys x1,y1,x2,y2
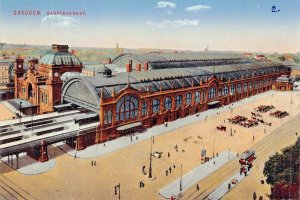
[{"x1": 263, "y1": 137, "x2": 300, "y2": 199}]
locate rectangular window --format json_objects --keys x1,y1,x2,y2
[
  {"x1": 142, "y1": 102, "x2": 147, "y2": 116},
  {"x1": 104, "y1": 110, "x2": 112, "y2": 124}
]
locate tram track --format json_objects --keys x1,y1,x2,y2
[{"x1": 179, "y1": 114, "x2": 300, "y2": 200}]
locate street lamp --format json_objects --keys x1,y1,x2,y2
[
  {"x1": 179, "y1": 163, "x2": 183, "y2": 191},
  {"x1": 31, "y1": 91, "x2": 33, "y2": 134},
  {"x1": 19, "y1": 101, "x2": 22, "y2": 123},
  {"x1": 230, "y1": 107, "x2": 233, "y2": 136},
  {"x1": 149, "y1": 136, "x2": 154, "y2": 178}
]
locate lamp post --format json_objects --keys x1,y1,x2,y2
[
  {"x1": 31, "y1": 91, "x2": 33, "y2": 135},
  {"x1": 230, "y1": 107, "x2": 233, "y2": 136},
  {"x1": 149, "y1": 136, "x2": 154, "y2": 178},
  {"x1": 19, "y1": 101, "x2": 22, "y2": 123},
  {"x1": 179, "y1": 163, "x2": 183, "y2": 192},
  {"x1": 213, "y1": 132, "x2": 216, "y2": 158}
]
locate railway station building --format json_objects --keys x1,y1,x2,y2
[{"x1": 61, "y1": 60, "x2": 290, "y2": 149}]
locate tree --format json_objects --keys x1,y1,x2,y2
[{"x1": 263, "y1": 138, "x2": 300, "y2": 199}]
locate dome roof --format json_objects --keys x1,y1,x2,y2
[{"x1": 40, "y1": 52, "x2": 82, "y2": 66}]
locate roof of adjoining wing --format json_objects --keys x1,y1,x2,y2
[{"x1": 62, "y1": 61, "x2": 287, "y2": 101}]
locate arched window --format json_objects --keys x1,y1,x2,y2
[
  {"x1": 152, "y1": 99, "x2": 160, "y2": 113},
  {"x1": 260, "y1": 80, "x2": 263, "y2": 88},
  {"x1": 208, "y1": 87, "x2": 216, "y2": 99},
  {"x1": 195, "y1": 91, "x2": 200, "y2": 103},
  {"x1": 186, "y1": 93, "x2": 192, "y2": 105},
  {"x1": 230, "y1": 85, "x2": 235, "y2": 94},
  {"x1": 237, "y1": 83, "x2": 242, "y2": 93},
  {"x1": 244, "y1": 83, "x2": 248, "y2": 91},
  {"x1": 249, "y1": 82, "x2": 252, "y2": 90},
  {"x1": 175, "y1": 95, "x2": 183, "y2": 108},
  {"x1": 223, "y1": 86, "x2": 229, "y2": 96},
  {"x1": 164, "y1": 97, "x2": 172, "y2": 110},
  {"x1": 142, "y1": 102, "x2": 147, "y2": 116},
  {"x1": 116, "y1": 95, "x2": 139, "y2": 121}
]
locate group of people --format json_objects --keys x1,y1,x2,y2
[
  {"x1": 165, "y1": 165, "x2": 176, "y2": 176},
  {"x1": 91, "y1": 160, "x2": 97, "y2": 166}
]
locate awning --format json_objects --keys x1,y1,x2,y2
[
  {"x1": 207, "y1": 101, "x2": 220, "y2": 106},
  {"x1": 116, "y1": 122, "x2": 142, "y2": 131}
]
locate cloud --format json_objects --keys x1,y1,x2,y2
[
  {"x1": 157, "y1": 1, "x2": 176, "y2": 9},
  {"x1": 185, "y1": 5, "x2": 211, "y2": 12},
  {"x1": 146, "y1": 19, "x2": 199, "y2": 28},
  {"x1": 41, "y1": 15, "x2": 80, "y2": 27}
]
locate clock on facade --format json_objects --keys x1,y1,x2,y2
[{"x1": 54, "y1": 72, "x2": 59, "y2": 77}]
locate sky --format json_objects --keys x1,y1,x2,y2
[{"x1": 0, "y1": 0, "x2": 299, "y2": 53}]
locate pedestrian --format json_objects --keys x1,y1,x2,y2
[
  {"x1": 296, "y1": 132, "x2": 298, "y2": 136},
  {"x1": 196, "y1": 184, "x2": 199, "y2": 191},
  {"x1": 224, "y1": 119, "x2": 225, "y2": 123},
  {"x1": 91, "y1": 160, "x2": 93, "y2": 166},
  {"x1": 228, "y1": 183, "x2": 231, "y2": 190},
  {"x1": 173, "y1": 164, "x2": 176, "y2": 169},
  {"x1": 166, "y1": 170, "x2": 168, "y2": 176},
  {"x1": 104, "y1": 143, "x2": 106, "y2": 147},
  {"x1": 253, "y1": 192, "x2": 257, "y2": 200},
  {"x1": 142, "y1": 165, "x2": 146, "y2": 172},
  {"x1": 213, "y1": 161, "x2": 216, "y2": 165},
  {"x1": 216, "y1": 152, "x2": 218, "y2": 157},
  {"x1": 240, "y1": 168, "x2": 242, "y2": 175},
  {"x1": 244, "y1": 171, "x2": 247, "y2": 176},
  {"x1": 234, "y1": 129, "x2": 236, "y2": 134},
  {"x1": 253, "y1": 136, "x2": 255, "y2": 141},
  {"x1": 74, "y1": 152, "x2": 77, "y2": 159},
  {"x1": 136, "y1": 136, "x2": 138, "y2": 140},
  {"x1": 94, "y1": 161, "x2": 96, "y2": 166},
  {"x1": 169, "y1": 167, "x2": 172, "y2": 173},
  {"x1": 131, "y1": 135, "x2": 133, "y2": 141},
  {"x1": 168, "y1": 152, "x2": 170, "y2": 157}
]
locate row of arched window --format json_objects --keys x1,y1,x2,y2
[{"x1": 104, "y1": 78, "x2": 276, "y2": 124}]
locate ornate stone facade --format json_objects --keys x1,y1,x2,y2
[{"x1": 14, "y1": 44, "x2": 83, "y2": 113}]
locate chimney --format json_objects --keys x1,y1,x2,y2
[
  {"x1": 136, "y1": 63, "x2": 142, "y2": 71},
  {"x1": 126, "y1": 61, "x2": 132, "y2": 72},
  {"x1": 144, "y1": 62, "x2": 149, "y2": 71}
]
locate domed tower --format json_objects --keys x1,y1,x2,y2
[{"x1": 39, "y1": 44, "x2": 83, "y2": 111}]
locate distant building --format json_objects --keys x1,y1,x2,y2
[
  {"x1": 254, "y1": 55, "x2": 266, "y2": 60},
  {"x1": 14, "y1": 44, "x2": 83, "y2": 113},
  {"x1": 274, "y1": 75, "x2": 293, "y2": 91},
  {"x1": 115, "y1": 42, "x2": 124, "y2": 54}
]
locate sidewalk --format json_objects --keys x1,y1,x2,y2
[
  {"x1": 207, "y1": 171, "x2": 252, "y2": 200},
  {"x1": 57, "y1": 91, "x2": 278, "y2": 159},
  {"x1": 159, "y1": 150, "x2": 237, "y2": 199},
  {"x1": 1, "y1": 152, "x2": 56, "y2": 175}
]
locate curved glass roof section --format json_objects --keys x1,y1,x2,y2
[{"x1": 40, "y1": 52, "x2": 82, "y2": 65}]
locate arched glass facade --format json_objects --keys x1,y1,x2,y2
[{"x1": 116, "y1": 95, "x2": 139, "y2": 121}]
